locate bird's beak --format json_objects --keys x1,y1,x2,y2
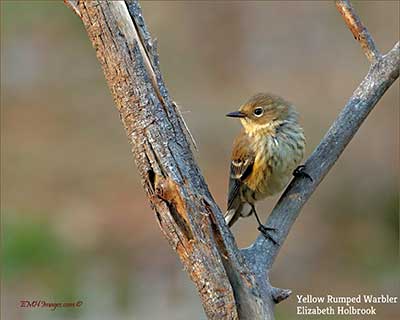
[{"x1": 226, "y1": 111, "x2": 246, "y2": 118}]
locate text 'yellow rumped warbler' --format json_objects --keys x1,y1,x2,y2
[{"x1": 225, "y1": 93, "x2": 308, "y2": 244}]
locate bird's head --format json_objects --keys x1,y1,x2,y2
[{"x1": 226, "y1": 93, "x2": 294, "y2": 134}]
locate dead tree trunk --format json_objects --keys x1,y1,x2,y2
[{"x1": 64, "y1": 1, "x2": 399, "y2": 319}]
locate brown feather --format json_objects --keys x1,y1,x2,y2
[{"x1": 227, "y1": 132, "x2": 255, "y2": 210}]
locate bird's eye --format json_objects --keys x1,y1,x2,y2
[{"x1": 253, "y1": 107, "x2": 264, "y2": 117}]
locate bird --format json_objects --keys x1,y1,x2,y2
[{"x1": 224, "y1": 93, "x2": 310, "y2": 244}]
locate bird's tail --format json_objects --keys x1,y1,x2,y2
[
  {"x1": 224, "y1": 202, "x2": 253, "y2": 227},
  {"x1": 224, "y1": 208, "x2": 240, "y2": 227}
]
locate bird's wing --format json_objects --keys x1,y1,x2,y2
[{"x1": 226, "y1": 132, "x2": 255, "y2": 211}]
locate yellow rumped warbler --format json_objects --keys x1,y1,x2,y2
[{"x1": 225, "y1": 93, "x2": 311, "y2": 243}]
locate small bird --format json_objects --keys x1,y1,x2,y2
[{"x1": 225, "y1": 93, "x2": 310, "y2": 244}]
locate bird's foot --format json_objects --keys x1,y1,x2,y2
[
  {"x1": 293, "y1": 165, "x2": 313, "y2": 182},
  {"x1": 258, "y1": 224, "x2": 279, "y2": 245},
  {"x1": 251, "y1": 204, "x2": 279, "y2": 245}
]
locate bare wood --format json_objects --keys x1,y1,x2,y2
[
  {"x1": 64, "y1": 0, "x2": 399, "y2": 319},
  {"x1": 336, "y1": 0, "x2": 381, "y2": 62}
]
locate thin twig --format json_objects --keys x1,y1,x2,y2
[{"x1": 336, "y1": 0, "x2": 381, "y2": 62}]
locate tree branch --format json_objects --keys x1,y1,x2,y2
[
  {"x1": 64, "y1": 0, "x2": 274, "y2": 318},
  {"x1": 243, "y1": 6, "x2": 399, "y2": 276},
  {"x1": 336, "y1": 0, "x2": 381, "y2": 62},
  {"x1": 64, "y1": 0, "x2": 399, "y2": 319}
]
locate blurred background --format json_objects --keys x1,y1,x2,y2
[{"x1": 1, "y1": 1, "x2": 399, "y2": 319}]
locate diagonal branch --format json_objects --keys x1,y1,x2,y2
[
  {"x1": 64, "y1": 0, "x2": 274, "y2": 318},
  {"x1": 243, "y1": 1, "x2": 399, "y2": 272},
  {"x1": 336, "y1": 0, "x2": 381, "y2": 62}
]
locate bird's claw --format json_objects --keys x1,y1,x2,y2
[
  {"x1": 293, "y1": 165, "x2": 313, "y2": 182},
  {"x1": 258, "y1": 224, "x2": 279, "y2": 245}
]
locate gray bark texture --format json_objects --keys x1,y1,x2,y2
[{"x1": 64, "y1": 0, "x2": 399, "y2": 319}]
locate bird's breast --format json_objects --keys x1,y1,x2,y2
[{"x1": 245, "y1": 124, "x2": 305, "y2": 198}]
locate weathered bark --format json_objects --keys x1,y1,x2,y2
[
  {"x1": 64, "y1": 0, "x2": 399, "y2": 319},
  {"x1": 336, "y1": 0, "x2": 381, "y2": 62},
  {"x1": 64, "y1": 0, "x2": 273, "y2": 318}
]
